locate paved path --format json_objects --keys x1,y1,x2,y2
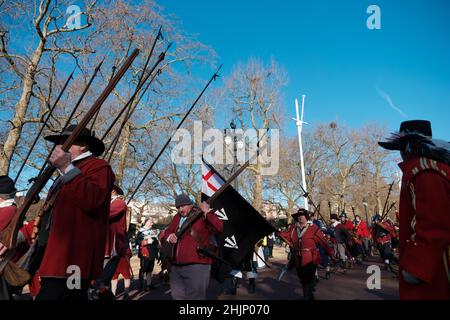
[{"x1": 116, "y1": 246, "x2": 399, "y2": 300}]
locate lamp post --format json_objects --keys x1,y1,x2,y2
[
  {"x1": 294, "y1": 95, "x2": 308, "y2": 210},
  {"x1": 362, "y1": 198, "x2": 369, "y2": 226},
  {"x1": 224, "y1": 121, "x2": 244, "y2": 191}
]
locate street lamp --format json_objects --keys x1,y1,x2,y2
[
  {"x1": 224, "y1": 120, "x2": 243, "y2": 191},
  {"x1": 362, "y1": 198, "x2": 369, "y2": 226}
]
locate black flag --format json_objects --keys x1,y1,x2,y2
[{"x1": 201, "y1": 160, "x2": 276, "y2": 282}]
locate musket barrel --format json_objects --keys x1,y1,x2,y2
[{"x1": 0, "y1": 49, "x2": 139, "y2": 250}]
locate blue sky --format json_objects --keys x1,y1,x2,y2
[{"x1": 161, "y1": 0, "x2": 450, "y2": 140}]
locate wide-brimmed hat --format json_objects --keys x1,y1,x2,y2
[
  {"x1": 330, "y1": 214, "x2": 339, "y2": 220},
  {"x1": 113, "y1": 181, "x2": 124, "y2": 196},
  {"x1": 0, "y1": 175, "x2": 16, "y2": 195},
  {"x1": 378, "y1": 120, "x2": 432, "y2": 151},
  {"x1": 44, "y1": 124, "x2": 105, "y2": 156},
  {"x1": 292, "y1": 208, "x2": 310, "y2": 221}
]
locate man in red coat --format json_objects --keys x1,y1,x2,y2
[
  {"x1": 164, "y1": 194, "x2": 223, "y2": 300},
  {"x1": 33, "y1": 125, "x2": 114, "y2": 300},
  {"x1": 0, "y1": 175, "x2": 18, "y2": 300},
  {"x1": 278, "y1": 209, "x2": 334, "y2": 300},
  {"x1": 379, "y1": 120, "x2": 450, "y2": 300},
  {"x1": 354, "y1": 215, "x2": 371, "y2": 259},
  {"x1": 96, "y1": 183, "x2": 128, "y2": 299}
]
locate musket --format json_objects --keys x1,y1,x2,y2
[
  {"x1": 103, "y1": 27, "x2": 164, "y2": 161},
  {"x1": 104, "y1": 67, "x2": 161, "y2": 162},
  {"x1": 351, "y1": 206, "x2": 356, "y2": 220},
  {"x1": 0, "y1": 49, "x2": 139, "y2": 284},
  {"x1": 14, "y1": 70, "x2": 75, "y2": 184},
  {"x1": 380, "y1": 180, "x2": 395, "y2": 218},
  {"x1": 127, "y1": 64, "x2": 222, "y2": 204},
  {"x1": 89, "y1": 63, "x2": 117, "y2": 131},
  {"x1": 101, "y1": 42, "x2": 172, "y2": 143},
  {"x1": 32, "y1": 59, "x2": 105, "y2": 182},
  {"x1": 381, "y1": 201, "x2": 397, "y2": 222},
  {"x1": 328, "y1": 201, "x2": 332, "y2": 218},
  {"x1": 104, "y1": 46, "x2": 167, "y2": 161}
]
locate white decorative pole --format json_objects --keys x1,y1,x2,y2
[{"x1": 294, "y1": 95, "x2": 308, "y2": 210}]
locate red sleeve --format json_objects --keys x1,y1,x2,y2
[
  {"x1": 165, "y1": 214, "x2": 180, "y2": 238},
  {"x1": 109, "y1": 198, "x2": 127, "y2": 220},
  {"x1": 59, "y1": 160, "x2": 114, "y2": 214},
  {"x1": 402, "y1": 171, "x2": 450, "y2": 283},
  {"x1": 0, "y1": 206, "x2": 16, "y2": 232},
  {"x1": 205, "y1": 210, "x2": 224, "y2": 234},
  {"x1": 19, "y1": 220, "x2": 35, "y2": 244},
  {"x1": 314, "y1": 227, "x2": 334, "y2": 257},
  {"x1": 278, "y1": 225, "x2": 294, "y2": 243}
]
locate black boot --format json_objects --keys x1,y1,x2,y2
[
  {"x1": 248, "y1": 278, "x2": 256, "y2": 294},
  {"x1": 226, "y1": 277, "x2": 238, "y2": 295},
  {"x1": 302, "y1": 283, "x2": 315, "y2": 300}
]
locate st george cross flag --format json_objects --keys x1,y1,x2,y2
[{"x1": 201, "y1": 160, "x2": 276, "y2": 283}]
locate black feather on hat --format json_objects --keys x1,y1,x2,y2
[
  {"x1": 292, "y1": 208, "x2": 310, "y2": 221},
  {"x1": 378, "y1": 120, "x2": 450, "y2": 165}
]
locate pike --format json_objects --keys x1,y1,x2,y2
[
  {"x1": 14, "y1": 70, "x2": 75, "y2": 184},
  {"x1": 101, "y1": 41, "x2": 171, "y2": 144},
  {"x1": 127, "y1": 64, "x2": 223, "y2": 204},
  {"x1": 381, "y1": 201, "x2": 397, "y2": 221},
  {"x1": 32, "y1": 59, "x2": 105, "y2": 182},
  {"x1": 0, "y1": 49, "x2": 140, "y2": 285},
  {"x1": 104, "y1": 44, "x2": 167, "y2": 161},
  {"x1": 103, "y1": 27, "x2": 164, "y2": 161}
]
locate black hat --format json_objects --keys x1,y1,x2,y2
[
  {"x1": 292, "y1": 208, "x2": 310, "y2": 221},
  {"x1": 44, "y1": 124, "x2": 105, "y2": 157},
  {"x1": 175, "y1": 194, "x2": 193, "y2": 208},
  {"x1": 113, "y1": 181, "x2": 124, "y2": 196},
  {"x1": 0, "y1": 175, "x2": 17, "y2": 195},
  {"x1": 378, "y1": 120, "x2": 432, "y2": 151},
  {"x1": 330, "y1": 214, "x2": 339, "y2": 220},
  {"x1": 339, "y1": 211, "x2": 348, "y2": 219}
]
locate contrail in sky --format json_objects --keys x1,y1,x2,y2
[{"x1": 376, "y1": 87, "x2": 408, "y2": 119}]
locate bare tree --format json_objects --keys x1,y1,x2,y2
[{"x1": 221, "y1": 58, "x2": 288, "y2": 212}]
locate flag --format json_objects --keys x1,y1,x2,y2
[{"x1": 201, "y1": 160, "x2": 276, "y2": 282}]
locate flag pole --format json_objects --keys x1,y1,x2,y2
[{"x1": 294, "y1": 94, "x2": 308, "y2": 210}]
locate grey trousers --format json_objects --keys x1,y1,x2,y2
[{"x1": 170, "y1": 264, "x2": 211, "y2": 300}]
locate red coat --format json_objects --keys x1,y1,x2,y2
[
  {"x1": 165, "y1": 209, "x2": 224, "y2": 265},
  {"x1": 338, "y1": 220, "x2": 354, "y2": 231},
  {"x1": 104, "y1": 197, "x2": 128, "y2": 257},
  {"x1": 355, "y1": 220, "x2": 370, "y2": 238},
  {"x1": 398, "y1": 157, "x2": 450, "y2": 300},
  {"x1": 0, "y1": 205, "x2": 16, "y2": 232},
  {"x1": 279, "y1": 223, "x2": 334, "y2": 267},
  {"x1": 373, "y1": 222, "x2": 394, "y2": 245},
  {"x1": 38, "y1": 156, "x2": 114, "y2": 280}
]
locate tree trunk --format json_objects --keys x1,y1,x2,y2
[
  {"x1": 252, "y1": 161, "x2": 263, "y2": 213},
  {"x1": 0, "y1": 40, "x2": 45, "y2": 175}
]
